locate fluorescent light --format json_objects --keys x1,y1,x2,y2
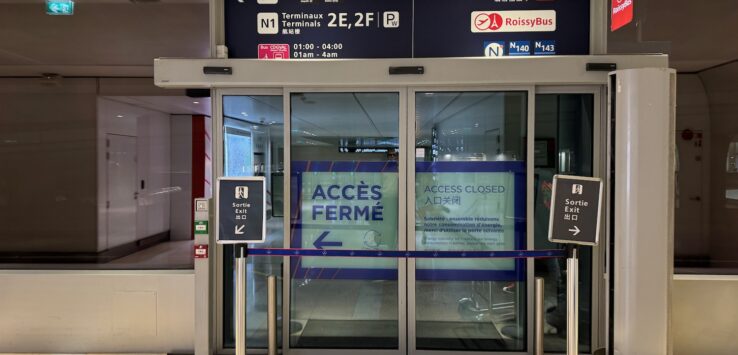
[
  {"x1": 116, "y1": 115, "x2": 124, "y2": 118},
  {"x1": 193, "y1": 101, "x2": 199, "y2": 104}
]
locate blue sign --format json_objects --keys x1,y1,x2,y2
[
  {"x1": 289, "y1": 160, "x2": 527, "y2": 282},
  {"x1": 225, "y1": 0, "x2": 413, "y2": 59},
  {"x1": 508, "y1": 41, "x2": 531, "y2": 56},
  {"x1": 46, "y1": 0, "x2": 74, "y2": 15},
  {"x1": 534, "y1": 40, "x2": 557, "y2": 55},
  {"x1": 224, "y1": 0, "x2": 590, "y2": 59},
  {"x1": 217, "y1": 177, "x2": 266, "y2": 244}
]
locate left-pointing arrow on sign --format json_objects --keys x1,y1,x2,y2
[
  {"x1": 235, "y1": 225, "x2": 245, "y2": 235},
  {"x1": 313, "y1": 231, "x2": 343, "y2": 249}
]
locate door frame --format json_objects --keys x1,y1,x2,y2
[
  {"x1": 189, "y1": 56, "x2": 670, "y2": 355},
  {"x1": 282, "y1": 86, "x2": 409, "y2": 355},
  {"x1": 406, "y1": 85, "x2": 535, "y2": 355},
  {"x1": 214, "y1": 87, "x2": 284, "y2": 354},
  {"x1": 105, "y1": 133, "x2": 138, "y2": 250}
]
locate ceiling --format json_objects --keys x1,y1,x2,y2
[{"x1": 0, "y1": 1, "x2": 209, "y2": 77}]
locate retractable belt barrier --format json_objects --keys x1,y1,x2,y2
[{"x1": 243, "y1": 248, "x2": 566, "y2": 259}]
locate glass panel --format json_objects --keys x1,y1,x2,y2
[
  {"x1": 533, "y1": 93, "x2": 594, "y2": 352},
  {"x1": 414, "y1": 91, "x2": 528, "y2": 351},
  {"x1": 289, "y1": 92, "x2": 400, "y2": 349},
  {"x1": 222, "y1": 95, "x2": 284, "y2": 349},
  {"x1": 0, "y1": 89, "x2": 205, "y2": 270}
]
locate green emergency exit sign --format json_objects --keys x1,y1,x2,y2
[{"x1": 46, "y1": 0, "x2": 74, "y2": 16}]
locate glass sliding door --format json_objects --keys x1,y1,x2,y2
[
  {"x1": 221, "y1": 94, "x2": 285, "y2": 350},
  {"x1": 218, "y1": 87, "x2": 603, "y2": 355},
  {"x1": 287, "y1": 91, "x2": 404, "y2": 351},
  {"x1": 411, "y1": 90, "x2": 529, "y2": 352},
  {"x1": 533, "y1": 92, "x2": 596, "y2": 353}
]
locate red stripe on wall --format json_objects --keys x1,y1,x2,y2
[{"x1": 191, "y1": 115, "x2": 207, "y2": 239}]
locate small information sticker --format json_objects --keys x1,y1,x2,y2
[
  {"x1": 548, "y1": 175, "x2": 603, "y2": 246},
  {"x1": 194, "y1": 221, "x2": 209, "y2": 235},
  {"x1": 258, "y1": 44, "x2": 290, "y2": 59},
  {"x1": 194, "y1": 244, "x2": 209, "y2": 259},
  {"x1": 216, "y1": 177, "x2": 266, "y2": 244}
]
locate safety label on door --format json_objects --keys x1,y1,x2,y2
[{"x1": 548, "y1": 175, "x2": 603, "y2": 246}]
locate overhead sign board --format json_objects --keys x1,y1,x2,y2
[
  {"x1": 225, "y1": 0, "x2": 413, "y2": 59},
  {"x1": 548, "y1": 175, "x2": 603, "y2": 246},
  {"x1": 216, "y1": 177, "x2": 266, "y2": 244},
  {"x1": 611, "y1": 0, "x2": 634, "y2": 31},
  {"x1": 224, "y1": 0, "x2": 590, "y2": 59}
]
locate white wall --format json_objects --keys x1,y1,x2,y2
[
  {"x1": 0, "y1": 78, "x2": 98, "y2": 253},
  {"x1": 673, "y1": 276, "x2": 738, "y2": 355},
  {"x1": 137, "y1": 106, "x2": 172, "y2": 240},
  {"x1": 0, "y1": 270, "x2": 194, "y2": 353},
  {"x1": 170, "y1": 114, "x2": 193, "y2": 241},
  {"x1": 97, "y1": 98, "x2": 172, "y2": 251}
]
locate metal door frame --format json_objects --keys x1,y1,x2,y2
[
  {"x1": 215, "y1": 85, "x2": 603, "y2": 355},
  {"x1": 534, "y1": 85, "x2": 607, "y2": 352},
  {"x1": 282, "y1": 86, "x2": 409, "y2": 355},
  {"x1": 406, "y1": 84, "x2": 535, "y2": 355},
  {"x1": 214, "y1": 87, "x2": 284, "y2": 354},
  {"x1": 169, "y1": 55, "x2": 671, "y2": 355}
]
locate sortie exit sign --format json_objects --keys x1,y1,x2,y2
[{"x1": 46, "y1": 0, "x2": 74, "y2": 16}]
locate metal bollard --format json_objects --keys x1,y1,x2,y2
[
  {"x1": 235, "y1": 247, "x2": 247, "y2": 355},
  {"x1": 535, "y1": 277, "x2": 545, "y2": 355},
  {"x1": 567, "y1": 248, "x2": 579, "y2": 355},
  {"x1": 267, "y1": 275, "x2": 278, "y2": 355}
]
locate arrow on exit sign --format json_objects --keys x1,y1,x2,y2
[{"x1": 47, "y1": 0, "x2": 74, "y2": 16}]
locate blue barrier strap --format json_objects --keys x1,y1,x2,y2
[{"x1": 247, "y1": 248, "x2": 566, "y2": 259}]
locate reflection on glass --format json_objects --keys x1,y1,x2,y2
[
  {"x1": 415, "y1": 91, "x2": 527, "y2": 351},
  {"x1": 289, "y1": 92, "x2": 400, "y2": 349},
  {"x1": 533, "y1": 94, "x2": 593, "y2": 352},
  {"x1": 222, "y1": 95, "x2": 284, "y2": 349},
  {"x1": 224, "y1": 126, "x2": 253, "y2": 177}
]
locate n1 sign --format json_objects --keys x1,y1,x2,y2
[{"x1": 611, "y1": 0, "x2": 634, "y2": 31}]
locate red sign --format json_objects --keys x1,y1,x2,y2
[
  {"x1": 194, "y1": 244, "x2": 209, "y2": 259},
  {"x1": 258, "y1": 44, "x2": 290, "y2": 60},
  {"x1": 611, "y1": 0, "x2": 634, "y2": 31}
]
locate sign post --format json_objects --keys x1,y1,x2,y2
[
  {"x1": 216, "y1": 177, "x2": 267, "y2": 355},
  {"x1": 547, "y1": 175, "x2": 603, "y2": 355}
]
